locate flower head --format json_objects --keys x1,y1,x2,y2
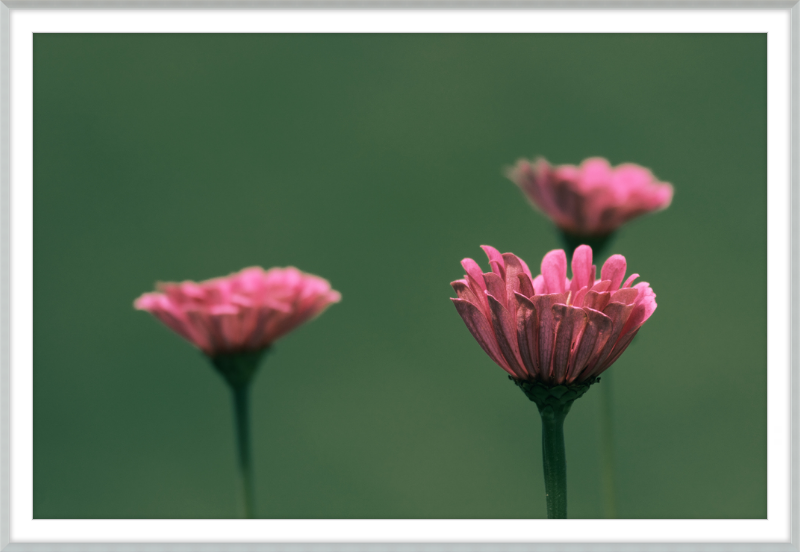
[
  {"x1": 506, "y1": 157, "x2": 673, "y2": 237},
  {"x1": 135, "y1": 266, "x2": 341, "y2": 357},
  {"x1": 451, "y1": 245, "x2": 656, "y2": 385}
]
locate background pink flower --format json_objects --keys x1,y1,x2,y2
[
  {"x1": 451, "y1": 245, "x2": 656, "y2": 385},
  {"x1": 135, "y1": 266, "x2": 341, "y2": 357},
  {"x1": 507, "y1": 157, "x2": 674, "y2": 237}
]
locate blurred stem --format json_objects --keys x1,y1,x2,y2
[
  {"x1": 231, "y1": 382, "x2": 255, "y2": 519},
  {"x1": 211, "y1": 349, "x2": 267, "y2": 519},
  {"x1": 540, "y1": 405, "x2": 568, "y2": 519},
  {"x1": 560, "y1": 230, "x2": 614, "y2": 264},
  {"x1": 598, "y1": 374, "x2": 618, "y2": 518}
]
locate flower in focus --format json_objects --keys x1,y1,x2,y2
[
  {"x1": 135, "y1": 266, "x2": 341, "y2": 357},
  {"x1": 450, "y1": 245, "x2": 656, "y2": 385},
  {"x1": 506, "y1": 157, "x2": 673, "y2": 238}
]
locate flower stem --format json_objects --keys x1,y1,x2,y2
[
  {"x1": 598, "y1": 373, "x2": 618, "y2": 518},
  {"x1": 210, "y1": 349, "x2": 267, "y2": 519},
  {"x1": 231, "y1": 382, "x2": 255, "y2": 519},
  {"x1": 539, "y1": 405, "x2": 568, "y2": 519}
]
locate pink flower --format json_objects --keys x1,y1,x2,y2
[
  {"x1": 451, "y1": 245, "x2": 656, "y2": 385},
  {"x1": 506, "y1": 157, "x2": 673, "y2": 237},
  {"x1": 135, "y1": 267, "x2": 341, "y2": 357}
]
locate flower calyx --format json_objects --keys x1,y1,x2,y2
[
  {"x1": 211, "y1": 349, "x2": 269, "y2": 389},
  {"x1": 511, "y1": 376, "x2": 600, "y2": 418}
]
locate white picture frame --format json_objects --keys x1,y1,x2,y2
[{"x1": 1, "y1": 3, "x2": 796, "y2": 551}]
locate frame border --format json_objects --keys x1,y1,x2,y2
[{"x1": 0, "y1": 3, "x2": 796, "y2": 551}]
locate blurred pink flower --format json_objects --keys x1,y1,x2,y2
[
  {"x1": 135, "y1": 267, "x2": 341, "y2": 357},
  {"x1": 451, "y1": 245, "x2": 656, "y2": 385},
  {"x1": 506, "y1": 157, "x2": 673, "y2": 237}
]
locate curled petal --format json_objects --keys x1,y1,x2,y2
[
  {"x1": 487, "y1": 294, "x2": 529, "y2": 379},
  {"x1": 451, "y1": 298, "x2": 515, "y2": 377},
  {"x1": 482, "y1": 245, "x2": 505, "y2": 278}
]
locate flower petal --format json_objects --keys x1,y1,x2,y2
[
  {"x1": 518, "y1": 273, "x2": 535, "y2": 298},
  {"x1": 551, "y1": 305, "x2": 588, "y2": 385},
  {"x1": 541, "y1": 249, "x2": 568, "y2": 294},
  {"x1": 487, "y1": 294, "x2": 529, "y2": 379},
  {"x1": 592, "y1": 280, "x2": 612, "y2": 292},
  {"x1": 532, "y1": 274, "x2": 546, "y2": 295},
  {"x1": 502, "y1": 253, "x2": 526, "y2": 303},
  {"x1": 451, "y1": 298, "x2": 515, "y2": 376},
  {"x1": 569, "y1": 308, "x2": 613, "y2": 383},
  {"x1": 482, "y1": 245, "x2": 505, "y2": 278},
  {"x1": 483, "y1": 272, "x2": 507, "y2": 309},
  {"x1": 584, "y1": 301, "x2": 635, "y2": 377},
  {"x1": 569, "y1": 245, "x2": 594, "y2": 293},
  {"x1": 601, "y1": 254, "x2": 627, "y2": 291},
  {"x1": 451, "y1": 280, "x2": 481, "y2": 307},
  {"x1": 582, "y1": 290, "x2": 611, "y2": 311},
  {"x1": 514, "y1": 292, "x2": 540, "y2": 379},
  {"x1": 622, "y1": 273, "x2": 640, "y2": 288},
  {"x1": 609, "y1": 288, "x2": 639, "y2": 305},
  {"x1": 531, "y1": 292, "x2": 568, "y2": 383}
]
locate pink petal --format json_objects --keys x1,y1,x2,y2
[
  {"x1": 482, "y1": 245, "x2": 505, "y2": 278},
  {"x1": 514, "y1": 292, "x2": 540, "y2": 379},
  {"x1": 572, "y1": 286, "x2": 589, "y2": 308},
  {"x1": 451, "y1": 298, "x2": 514, "y2": 376},
  {"x1": 483, "y1": 272, "x2": 507, "y2": 309},
  {"x1": 592, "y1": 280, "x2": 612, "y2": 292},
  {"x1": 601, "y1": 255, "x2": 627, "y2": 290},
  {"x1": 622, "y1": 273, "x2": 640, "y2": 288},
  {"x1": 502, "y1": 253, "x2": 526, "y2": 303},
  {"x1": 551, "y1": 305, "x2": 588, "y2": 385},
  {"x1": 451, "y1": 280, "x2": 481, "y2": 307},
  {"x1": 582, "y1": 290, "x2": 611, "y2": 312},
  {"x1": 584, "y1": 302, "x2": 635, "y2": 377},
  {"x1": 532, "y1": 275, "x2": 546, "y2": 295},
  {"x1": 569, "y1": 245, "x2": 594, "y2": 293},
  {"x1": 531, "y1": 292, "x2": 568, "y2": 383},
  {"x1": 609, "y1": 288, "x2": 639, "y2": 306},
  {"x1": 461, "y1": 258, "x2": 486, "y2": 291},
  {"x1": 487, "y1": 294, "x2": 529, "y2": 379},
  {"x1": 568, "y1": 308, "x2": 613, "y2": 383},
  {"x1": 541, "y1": 249, "x2": 568, "y2": 294},
  {"x1": 518, "y1": 273, "x2": 535, "y2": 298},
  {"x1": 461, "y1": 258, "x2": 491, "y2": 317}
]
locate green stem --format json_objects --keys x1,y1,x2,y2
[
  {"x1": 231, "y1": 383, "x2": 255, "y2": 519},
  {"x1": 539, "y1": 406, "x2": 568, "y2": 519},
  {"x1": 560, "y1": 230, "x2": 614, "y2": 263},
  {"x1": 210, "y1": 349, "x2": 266, "y2": 519},
  {"x1": 598, "y1": 374, "x2": 618, "y2": 518}
]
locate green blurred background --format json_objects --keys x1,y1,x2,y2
[{"x1": 32, "y1": 34, "x2": 766, "y2": 519}]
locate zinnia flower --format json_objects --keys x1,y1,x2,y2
[
  {"x1": 135, "y1": 266, "x2": 341, "y2": 357},
  {"x1": 451, "y1": 245, "x2": 657, "y2": 518},
  {"x1": 134, "y1": 265, "x2": 340, "y2": 519},
  {"x1": 506, "y1": 156, "x2": 673, "y2": 238},
  {"x1": 451, "y1": 245, "x2": 656, "y2": 386}
]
